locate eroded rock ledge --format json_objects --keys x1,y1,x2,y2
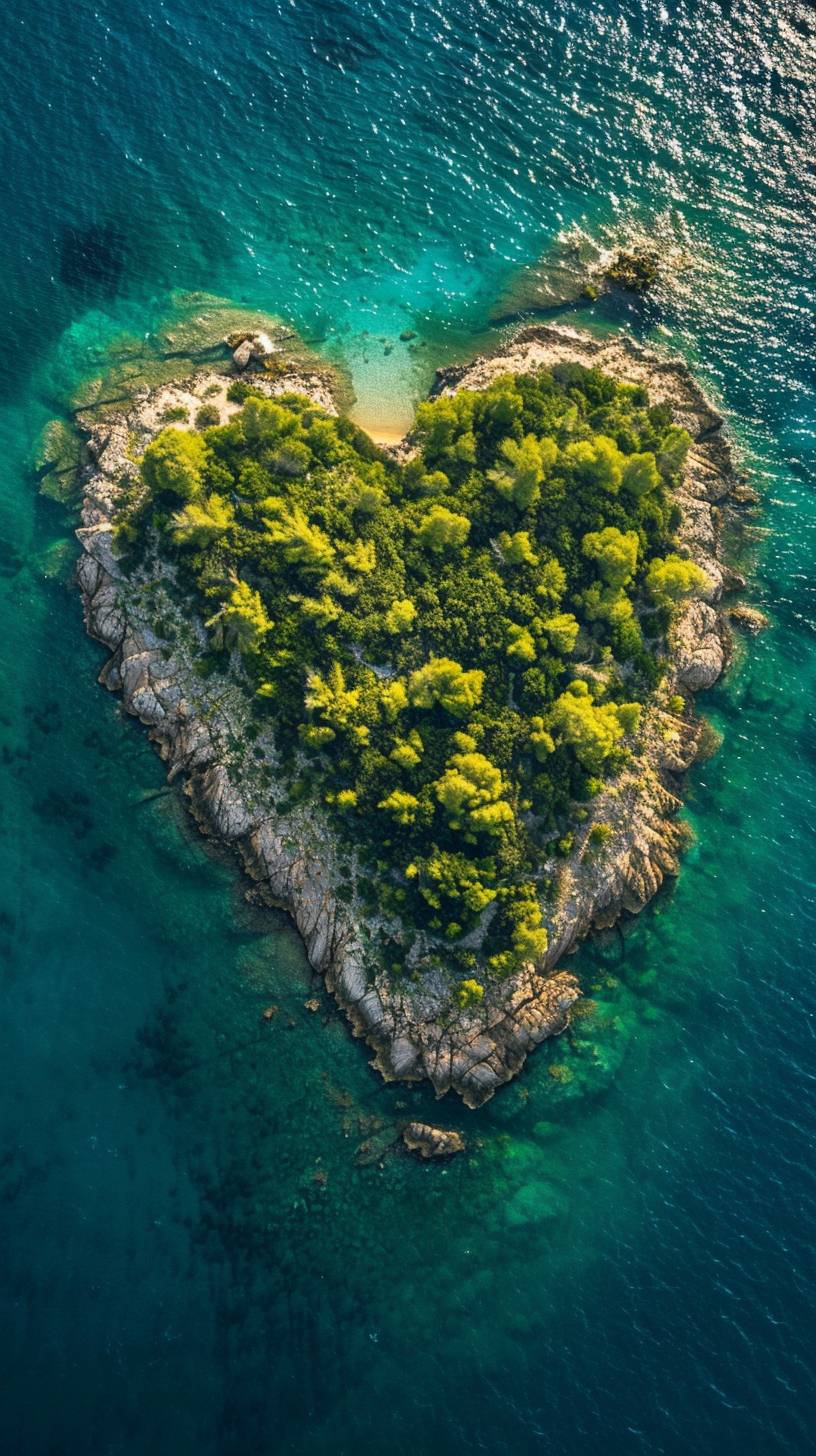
[{"x1": 74, "y1": 324, "x2": 748, "y2": 1107}]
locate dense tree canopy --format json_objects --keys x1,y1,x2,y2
[{"x1": 122, "y1": 363, "x2": 700, "y2": 993}]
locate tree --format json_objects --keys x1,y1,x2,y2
[
  {"x1": 207, "y1": 580, "x2": 272, "y2": 653},
  {"x1": 299, "y1": 723, "x2": 336, "y2": 748},
  {"x1": 477, "y1": 378, "x2": 524, "y2": 430},
  {"x1": 390, "y1": 732, "x2": 423, "y2": 769},
  {"x1": 384, "y1": 598, "x2": 417, "y2": 633},
  {"x1": 270, "y1": 440, "x2": 311, "y2": 478},
  {"x1": 550, "y1": 680, "x2": 640, "y2": 771},
  {"x1": 582, "y1": 582, "x2": 636, "y2": 628},
  {"x1": 537, "y1": 556, "x2": 567, "y2": 604},
  {"x1": 529, "y1": 716, "x2": 555, "y2": 762},
  {"x1": 305, "y1": 415, "x2": 346, "y2": 467},
  {"x1": 507, "y1": 623, "x2": 536, "y2": 663},
  {"x1": 380, "y1": 679, "x2": 409, "y2": 721},
  {"x1": 415, "y1": 469, "x2": 450, "y2": 496},
  {"x1": 305, "y1": 662, "x2": 361, "y2": 730},
  {"x1": 241, "y1": 396, "x2": 296, "y2": 444},
  {"x1": 170, "y1": 493, "x2": 234, "y2": 546},
  {"x1": 435, "y1": 752, "x2": 513, "y2": 835},
  {"x1": 563, "y1": 435, "x2": 624, "y2": 493},
  {"x1": 622, "y1": 451, "x2": 660, "y2": 497},
  {"x1": 413, "y1": 393, "x2": 475, "y2": 462},
  {"x1": 540, "y1": 613, "x2": 580, "y2": 654},
  {"x1": 349, "y1": 479, "x2": 385, "y2": 515},
  {"x1": 507, "y1": 888, "x2": 548, "y2": 964},
  {"x1": 297, "y1": 594, "x2": 341, "y2": 627},
  {"x1": 657, "y1": 425, "x2": 692, "y2": 477},
  {"x1": 415, "y1": 505, "x2": 471, "y2": 552},
  {"x1": 378, "y1": 790, "x2": 421, "y2": 825},
  {"x1": 262, "y1": 500, "x2": 335, "y2": 572},
  {"x1": 141, "y1": 428, "x2": 208, "y2": 501},
  {"x1": 488, "y1": 434, "x2": 557, "y2": 509},
  {"x1": 616, "y1": 702, "x2": 641, "y2": 733},
  {"x1": 582, "y1": 526, "x2": 639, "y2": 587},
  {"x1": 497, "y1": 530, "x2": 537, "y2": 566},
  {"x1": 342, "y1": 539, "x2": 377, "y2": 574},
  {"x1": 408, "y1": 658, "x2": 484, "y2": 717},
  {"x1": 646, "y1": 554, "x2": 707, "y2": 603},
  {"x1": 419, "y1": 850, "x2": 496, "y2": 914}
]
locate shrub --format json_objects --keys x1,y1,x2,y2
[
  {"x1": 195, "y1": 403, "x2": 221, "y2": 429},
  {"x1": 227, "y1": 378, "x2": 263, "y2": 404},
  {"x1": 588, "y1": 822, "x2": 614, "y2": 849},
  {"x1": 456, "y1": 978, "x2": 485, "y2": 1009}
]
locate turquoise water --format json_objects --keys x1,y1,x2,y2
[{"x1": 2, "y1": 1, "x2": 816, "y2": 1451}]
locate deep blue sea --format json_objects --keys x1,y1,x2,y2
[{"x1": 2, "y1": 2, "x2": 815, "y2": 1452}]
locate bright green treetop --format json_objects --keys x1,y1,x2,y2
[
  {"x1": 408, "y1": 658, "x2": 485, "y2": 717},
  {"x1": 582, "y1": 526, "x2": 639, "y2": 587},
  {"x1": 646, "y1": 554, "x2": 708, "y2": 602},
  {"x1": 415, "y1": 505, "x2": 471, "y2": 552},
  {"x1": 141, "y1": 428, "x2": 208, "y2": 501},
  {"x1": 207, "y1": 580, "x2": 272, "y2": 654},
  {"x1": 170, "y1": 492, "x2": 235, "y2": 546},
  {"x1": 435, "y1": 751, "x2": 513, "y2": 835}
]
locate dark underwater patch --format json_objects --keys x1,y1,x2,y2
[
  {"x1": 58, "y1": 221, "x2": 126, "y2": 296},
  {"x1": 305, "y1": 0, "x2": 381, "y2": 71}
]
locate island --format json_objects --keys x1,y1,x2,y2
[{"x1": 74, "y1": 323, "x2": 745, "y2": 1108}]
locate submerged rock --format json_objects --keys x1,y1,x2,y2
[
  {"x1": 729, "y1": 603, "x2": 770, "y2": 634},
  {"x1": 33, "y1": 418, "x2": 83, "y2": 500},
  {"x1": 228, "y1": 330, "x2": 277, "y2": 369},
  {"x1": 402, "y1": 1123, "x2": 466, "y2": 1159},
  {"x1": 232, "y1": 339, "x2": 253, "y2": 370},
  {"x1": 604, "y1": 247, "x2": 661, "y2": 292},
  {"x1": 490, "y1": 215, "x2": 694, "y2": 325},
  {"x1": 355, "y1": 1125, "x2": 400, "y2": 1166}
]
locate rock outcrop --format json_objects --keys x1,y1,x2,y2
[
  {"x1": 402, "y1": 1123, "x2": 466, "y2": 1159},
  {"x1": 73, "y1": 325, "x2": 749, "y2": 1107}
]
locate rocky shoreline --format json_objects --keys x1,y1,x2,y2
[{"x1": 74, "y1": 323, "x2": 751, "y2": 1108}]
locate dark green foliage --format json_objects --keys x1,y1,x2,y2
[
  {"x1": 195, "y1": 402, "x2": 221, "y2": 430},
  {"x1": 226, "y1": 377, "x2": 266, "y2": 404},
  {"x1": 128, "y1": 366, "x2": 695, "y2": 980}
]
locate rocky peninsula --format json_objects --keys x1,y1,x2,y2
[{"x1": 74, "y1": 323, "x2": 748, "y2": 1108}]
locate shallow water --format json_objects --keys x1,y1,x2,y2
[{"x1": 2, "y1": 1, "x2": 816, "y2": 1452}]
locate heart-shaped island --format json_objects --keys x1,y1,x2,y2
[{"x1": 75, "y1": 323, "x2": 742, "y2": 1106}]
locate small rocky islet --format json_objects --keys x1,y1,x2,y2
[{"x1": 69, "y1": 319, "x2": 755, "y2": 1128}]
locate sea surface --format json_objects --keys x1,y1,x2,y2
[{"x1": 1, "y1": 1, "x2": 815, "y2": 1452}]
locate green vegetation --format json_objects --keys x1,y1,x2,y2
[
  {"x1": 195, "y1": 402, "x2": 221, "y2": 430},
  {"x1": 121, "y1": 364, "x2": 701, "y2": 987}
]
